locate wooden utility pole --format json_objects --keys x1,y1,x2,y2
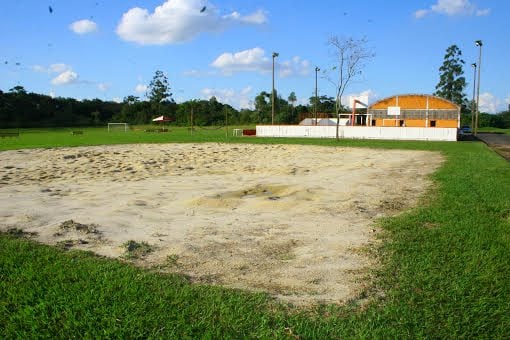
[
  {"x1": 190, "y1": 104, "x2": 194, "y2": 135},
  {"x1": 225, "y1": 107, "x2": 228, "y2": 138}
]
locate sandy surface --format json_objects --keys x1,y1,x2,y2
[{"x1": 0, "y1": 143, "x2": 443, "y2": 305}]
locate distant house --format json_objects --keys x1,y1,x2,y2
[
  {"x1": 367, "y1": 94, "x2": 460, "y2": 128},
  {"x1": 299, "y1": 118, "x2": 350, "y2": 126}
]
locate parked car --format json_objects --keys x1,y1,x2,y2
[{"x1": 460, "y1": 126, "x2": 472, "y2": 134}]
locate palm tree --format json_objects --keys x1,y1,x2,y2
[{"x1": 288, "y1": 92, "x2": 297, "y2": 121}]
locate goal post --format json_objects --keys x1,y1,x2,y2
[{"x1": 108, "y1": 123, "x2": 129, "y2": 132}]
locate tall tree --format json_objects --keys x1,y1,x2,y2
[
  {"x1": 288, "y1": 92, "x2": 297, "y2": 109},
  {"x1": 123, "y1": 95, "x2": 140, "y2": 105},
  {"x1": 9, "y1": 85, "x2": 27, "y2": 95},
  {"x1": 288, "y1": 92, "x2": 297, "y2": 122},
  {"x1": 147, "y1": 70, "x2": 172, "y2": 117},
  {"x1": 254, "y1": 91, "x2": 271, "y2": 123},
  {"x1": 326, "y1": 36, "x2": 374, "y2": 140},
  {"x1": 309, "y1": 95, "x2": 336, "y2": 113},
  {"x1": 275, "y1": 94, "x2": 291, "y2": 124},
  {"x1": 434, "y1": 45, "x2": 466, "y2": 106}
]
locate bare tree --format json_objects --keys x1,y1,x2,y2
[{"x1": 325, "y1": 36, "x2": 374, "y2": 140}]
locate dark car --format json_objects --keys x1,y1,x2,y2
[{"x1": 460, "y1": 126, "x2": 472, "y2": 134}]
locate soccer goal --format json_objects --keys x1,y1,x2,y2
[{"x1": 108, "y1": 122, "x2": 129, "y2": 132}]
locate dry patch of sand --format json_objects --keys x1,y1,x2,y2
[{"x1": 0, "y1": 143, "x2": 443, "y2": 305}]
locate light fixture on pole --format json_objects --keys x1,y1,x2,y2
[
  {"x1": 470, "y1": 63, "x2": 476, "y2": 132},
  {"x1": 474, "y1": 40, "x2": 482, "y2": 136},
  {"x1": 315, "y1": 66, "x2": 320, "y2": 126},
  {"x1": 272, "y1": 52, "x2": 279, "y2": 125}
]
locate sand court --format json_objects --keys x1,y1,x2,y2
[{"x1": 0, "y1": 143, "x2": 443, "y2": 305}]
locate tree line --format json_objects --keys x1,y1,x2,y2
[
  {"x1": 0, "y1": 88, "x2": 308, "y2": 128},
  {"x1": 0, "y1": 73, "x2": 341, "y2": 129},
  {"x1": 2, "y1": 82, "x2": 507, "y2": 129},
  {"x1": 434, "y1": 44, "x2": 510, "y2": 128},
  {"x1": 2, "y1": 39, "x2": 510, "y2": 129}
]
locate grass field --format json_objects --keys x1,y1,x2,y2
[
  {"x1": 1, "y1": 127, "x2": 510, "y2": 337},
  {"x1": 478, "y1": 127, "x2": 510, "y2": 135},
  {"x1": 0, "y1": 126, "x2": 252, "y2": 151}
]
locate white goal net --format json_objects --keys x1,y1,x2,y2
[{"x1": 108, "y1": 123, "x2": 129, "y2": 132}]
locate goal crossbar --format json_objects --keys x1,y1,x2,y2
[{"x1": 108, "y1": 123, "x2": 129, "y2": 132}]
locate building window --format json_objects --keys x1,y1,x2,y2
[
  {"x1": 399, "y1": 120, "x2": 405, "y2": 127},
  {"x1": 430, "y1": 120, "x2": 436, "y2": 127}
]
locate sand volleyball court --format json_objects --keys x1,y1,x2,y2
[{"x1": 0, "y1": 143, "x2": 442, "y2": 305}]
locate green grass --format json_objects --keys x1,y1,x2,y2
[
  {"x1": 0, "y1": 126, "x2": 254, "y2": 151},
  {"x1": 478, "y1": 127, "x2": 510, "y2": 135},
  {"x1": 1, "y1": 128, "x2": 510, "y2": 337},
  {"x1": 122, "y1": 240, "x2": 155, "y2": 260}
]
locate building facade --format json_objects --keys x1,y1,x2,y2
[{"x1": 367, "y1": 94, "x2": 460, "y2": 128}]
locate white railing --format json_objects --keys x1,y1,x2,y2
[{"x1": 256, "y1": 125, "x2": 457, "y2": 141}]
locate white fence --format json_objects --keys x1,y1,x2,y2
[{"x1": 256, "y1": 125, "x2": 457, "y2": 141}]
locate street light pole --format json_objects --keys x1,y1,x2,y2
[
  {"x1": 474, "y1": 40, "x2": 483, "y2": 136},
  {"x1": 315, "y1": 66, "x2": 320, "y2": 125},
  {"x1": 471, "y1": 63, "x2": 477, "y2": 132},
  {"x1": 272, "y1": 52, "x2": 279, "y2": 125}
]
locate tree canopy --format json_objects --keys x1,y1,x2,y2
[
  {"x1": 434, "y1": 45, "x2": 467, "y2": 106},
  {"x1": 2, "y1": 84, "x2": 509, "y2": 129},
  {"x1": 147, "y1": 70, "x2": 172, "y2": 104}
]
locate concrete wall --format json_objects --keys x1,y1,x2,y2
[{"x1": 256, "y1": 125, "x2": 457, "y2": 141}]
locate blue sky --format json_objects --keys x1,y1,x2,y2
[{"x1": 1, "y1": 0, "x2": 508, "y2": 112}]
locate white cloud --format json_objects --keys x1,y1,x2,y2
[
  {"x1": 112, "y1": 97, "x2": 122, "y2": 103},
  {"x1": 98, "y1": 83, "x2": 110, "y2": 92},
  {"x1": 478, "y1": 92, "x2": 501, "y2": 113},
  {"x1": 69, "y1": 19, "x2": 98, "y2": 34},
  {"x1": 432, "y1": 0, "x2": 474, "y2": 15},
  {"x1": 135, "y1": 84, "x2": 148, "y2": 94},
  {"x1": 415, "y1": 0, "x2": 490, "y2": 18},
  {"x1": 50, "y1": 63, "x2": 72, "y2": 73},
  {"x1": 36, "y1": 63, "x2": 79, "y2": 86},
  {"x1": 49, "y1": 90, "x2": 56, "y2": 98},
  {"x1": 201, "y1": 87, "x2": 235, "y2": 100},
  {"x1": 211, "y1": 47, "x2": 271, "y2": 74},
  {"x1": 239, "y1": 98, "x2": 254, "y2": 110},
  {"x1": 183, "y1": 69, "x2": 202, "y2": 77},
  {"x1": 183, "y1": 69, "x2": 217, "y2": 77},
  {"x1": 279, "y1": 57, "x2": 311, "y2": 78},
  {"x1": 32, "y1": 63, "x2": 72, "y2": 74},
  {"x1": 116, "y1": 0, "x2": 267, "y2": 45},
  {"x1": 358, "y1": 89, "x2": 378, "y2": 103},
  {"x1": 240, "y1": 86, "x2": 253, "y2": 96},
  {"x1": 51, "y1": 70, "x2": 79, "y2": 85},
  {"x1": 414, "y1": 9, "x2": 429, "y2": 19},
  {"x1": 503, "y1": 95, "x2": 510, "y2": 112},
  {"x1": 201, "y1": 86, "x2": 254, "y2": 109},
  {"x1": 224, "y1": 9, "x2": 267, "y2": 24},
  {"x1": 32, "y1": 65, "x2": 46, "y2": 73},
  {"x1": 296, "y1": 97, "x2": 309, "y2": 107},
  {"x1": 211, "y1": 47, "x2": 310, "y2": 77},
  {"x1": 475, "y1": 8, "x2": 491, "y2": 16}
]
